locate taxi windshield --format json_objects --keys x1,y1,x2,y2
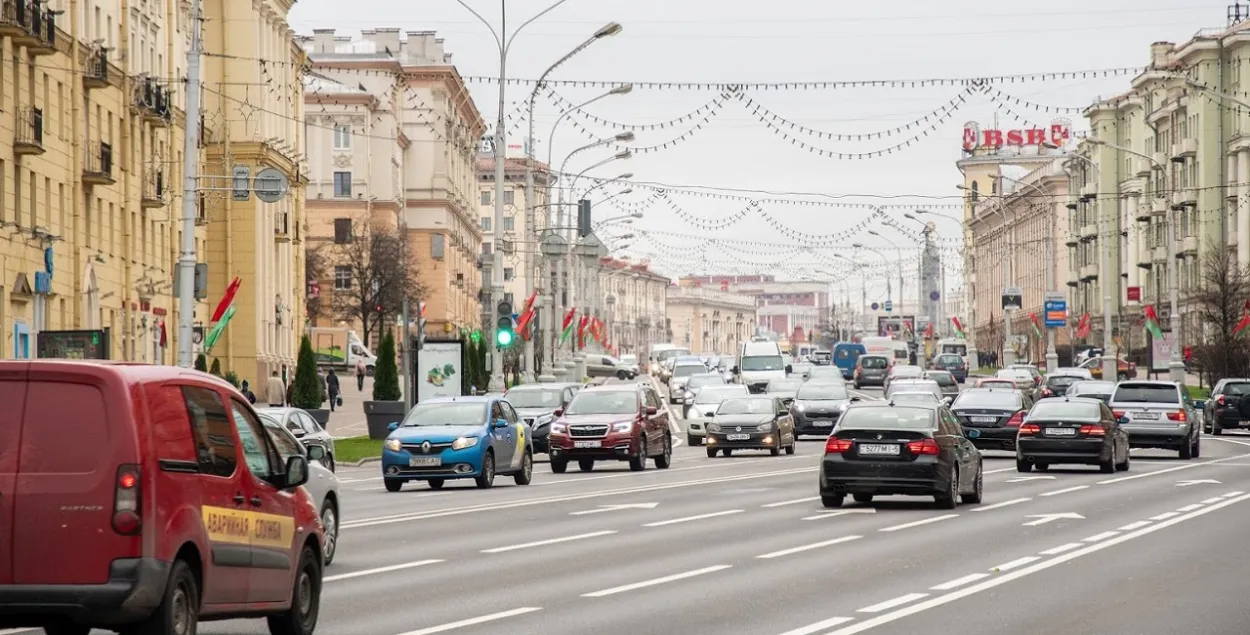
[{"x1": 401, "y1": 402, "x2": 487, "y2": 427}]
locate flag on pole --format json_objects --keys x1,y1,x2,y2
[
  {"x1": 515, "y1": 291, "x2": 539, "y2": 340},
  {"x1": 203, "y1": 305, "x2": 237, "y2": 352},
  {"x1": 559, "y1": 307, "x2": 577, "y2": 345},
  {"x1": 210, "y1": 277, "x2": 241, "y2": 323},
  {"x1": 951, "y1": 317, "x2": 965, "y2": 339},
  {"x1": 1143, "y1": 305, "x2": 1164, "y2": 339},
  {"x1": 419, "y1": 302, "x2": 427, "y2": 317},
  {"x1": 576, "y1": 314, "x2": 590, "y2": 350},
  {"x1": 1234, "y1": 300, "x2": 1250, "y2": 337},
  {"x1": 1029, "y1": 312, "x2": 1043, "y2": 339},
  {"x1": 1075, "y1": 313, "x2": 1091, "y2": 339}
]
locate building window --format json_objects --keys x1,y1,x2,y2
[
  {"x1": 333, "y1": 124, "x2": 351, "y2": 150},
  {"x1": 504, "y1": 267, "x2": 514, "y2": 281},
  {"x1": 481, "y1": 216, "x2": 491, "y2": 231},
  {"x1": 503, "y1": 190, "x2": 514, "y2": 205},
  {"x1": 480, "y1": 190, "x2": 491, "y2": 205},
  {"x1": 333, "y1": 218, "x2": 352, "y2": 243},
  {"x1": 503, "y1": 216, "x2": 515, "y2": 231},
  {"x1": 333, "y1": 171, "x2": 351, "y2": 197},
  {"x1": 481, "y1": 242, "x2": 492, "y2": 256},
  {"x1": 334, "y1": 266, "x2": 351, "y2": 290}
]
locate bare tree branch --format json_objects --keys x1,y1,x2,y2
[
  {"x1": 329, "y1": 215, "x2": 428, "y2": 348},
  {"x1": 304, "y1": 244, "x2": 330, "y2": 322},
  {"x1": 1190, "y1": 241, "x2": 1250, "y2": 382}
]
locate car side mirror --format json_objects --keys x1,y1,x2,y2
[
  {"x1": 387, "y1": 422, "x2": 400, "y2": 431},
  {"x1": 282, "y1": 456, "x2": 309, "y2": 489},
  {"x1": 553, "y1": 408, "x2": 564, "y2": 417},
  {"x1": 944, "y1": 397, "x2": 954, "y2": 405},
  {"x1": 306, "y1": 445, "x2": 326, "y2": 461},
  {"x1": 645, "y1": 406, "x2": 658, "y2": 415},
  {"x1": 850, "y1": 396, "x2": 861, "y2": 402},
  {"x1": 494, "y1": 419, "x2": 509, "y2": 429},
  {"x1": 289, "y1": 428, "x2": 305, "y2": 438},
  {"x1": 964, "y1": 428, "x2": 981, "y2": 439}
]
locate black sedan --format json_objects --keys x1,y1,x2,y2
[
  {"x1": 1203, "y1": 378, "x2": 1250, "y2": 435},
  {"x1": 819, "y1": 402, "x2": 983, "y2": 509},
  {"x1": 949, "y1": 388, "x2": 1031, "y2": 452},
  {"x1": 790, "y1": 382, "x2": 858, "y2": 436},
  {"x1": 1039, "y1": 372, "x2": 1085, "y2": 398},
  {"x1": 1016, "y1": 397, "x2": 1129, "y2": 473},
  {"x1": 706, "y1": 396, "x2": 797, "y2": 457}
]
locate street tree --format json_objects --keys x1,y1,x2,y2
[
  {"x1": 1190, "y1": 242, "x2": 1250, "y2": 383},
  {"x1": 330, "y1": 216, "x2": 425, "y2": 348},
  {"x1": 304, "y1": 244, "x2": 329, "y2": 322}
]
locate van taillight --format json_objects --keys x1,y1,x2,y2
[{"x1": 112, "y1": 464, "x2": 141, "y2": 535}]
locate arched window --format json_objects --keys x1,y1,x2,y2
[
  {"x1": 969, "y1": 181, "x2": 980, "y2": 203},
  {"x1": 991, "y1": 180, "x2": 998, "y2": 194}
]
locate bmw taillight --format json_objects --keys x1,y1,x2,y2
[
  {"x1": 1113, "y1": 410, "x2": 1126, "y2": 419},
  {"x1": 906, "y1": 438, "x2": 940, "y2": 455},
  {"x1": 112, "y1": 464, "x2": 141, "y2": 535},
  {"x1": 1166, "y1": 410, "x2": 1187, "y2": 422},
  {"x1": 1079, "y1": 424, "x2": 1106, "y2": 436},
  {"x1": 825, "y1": 437, "x2": 853, "y2": 453},
  {"x1": 1019, "y1": 423, "x2": 1040, "y2": 435},
  {"x1": 1041, "y1": 388, "x2": 1054, "y2": 397}
]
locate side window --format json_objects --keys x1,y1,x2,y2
[
  {"x1": 490, "y1": 402, "x2": 504, "y2": 422},
  {"x1": 645, "y1": 389, "x2": 661, "y2": 410},
  {"x1": 284, "y1": 415, "x2": 303, "y2": 435},
  {"x1": 562, "y1": 388, "x2": 574, "y2": 405},
  {"x1": 180, "y1": 386, "x2": 237, "y2": 477},
  {"x1": 299, "y1": 412, "x2": 322, "y2": 434},
  {"x1": 231, "y1": 401, "x2": 279, "y2": 480},
  {"x1": 502, "y1": 403, "x2": 519, "y2": 423},
  {"x1": 775, "y1": 398, "x2": 786, "y2": 415},
  {"x1": 265, "y1": 423, "x2": 306, "y2": 461}
]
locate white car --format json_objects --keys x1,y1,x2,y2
[
  {"x1": 262, "y1": 416, "x2": 342, "y2": 565},
  {"x1": 619, "y1": 354, "x2": 641, "y2": 376}
]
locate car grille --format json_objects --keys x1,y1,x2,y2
[
  {"x1": 401, "y1": 441, "x2": 454, "y2": 454},
  {"x1": 570, "y1": 425, "x2": 609, "y2": 438}
]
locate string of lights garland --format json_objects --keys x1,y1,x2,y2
[
  {"x1": 631, "y1": 234, "x2": 954, "y2": 274},
  {"x1": 986, "y1": 86, "x2": 1085, "y2": 115},
  {"x1": 736, "y1": 89, "x2": 973, "y2": 142},
  {"x1": 556, "y1": 91, "x2": 732, "y2": 155},
  {"x1": 629, "y1": 225, "x2": 966, "y2": 254},
  {"x1": 655, "y1": 193, "x2": 757, "y2": 230},
  {"x1": 544, "y1": 87, "x2": 723, "y2": 131}
]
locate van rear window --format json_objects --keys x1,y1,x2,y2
[{"x1": 21, "y1": 382, "x2": 109, "y2": 473}]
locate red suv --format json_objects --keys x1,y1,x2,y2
[
  {"x1": 548, "y1": 384, "x2": 673, "y2": 473},
  {"x1": 0, "y1": 362, "x2": 324, "y2": 635}
]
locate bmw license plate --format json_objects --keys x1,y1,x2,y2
[
  {"x1": 1045, "y1": 427, "x2": 1076, "y2": 436},
  {"x1": 970, "y1": 416, "x2": 997, "y2": 424},
  {"x1": 409, "y1": 457, "x2": 440, "y2": 467},
  {"x1": 574, "y1": 440, "x2": 601, "y2": 448},
  {"x1": 858, "y1": 443, "x2": 900, "y2": 456},
  {"x1": 727, "y1": 434, "x2": 750, "y2": 441},
  {"x1": 1133, "y1": 411, "x2": 1159, "y2": 420}
]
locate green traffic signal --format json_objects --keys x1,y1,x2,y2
[{"x1": 496, "y1": 329, "x2": 514, "y2": 347}]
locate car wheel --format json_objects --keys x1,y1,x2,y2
[
  {"x1": 723, "y1": 449, "x2": 733, "y2": 457},
  {"x1": 43, "y1": 625, "x2": 91, "y2": 635},
  {"x1": 267, "y1": 545, "x2": 321, "y2": 635},
  {"x1": 427, "y1": 478, "x2": 445, "y2": 490},
  {"x1": 687, "y1": 434, "x2": 702, "y2": 446},
  {"x1": 935, "y1": 468, "x2": 958, "y2": 509},
  {"x1": 1212, "y1": 423, "x2": 1224, "y2": 435},
  {"x1": 770, "y1": 443, "x2": 781, "y2": 457},
  {"x1": 551, "y1": 458, "x2": 568, "y2": 473},
  {"x1": 852, "y1": 493, "x2": 873, "y2": 503},
  {"x1": 785, "y1": 440, "x2": 796, "y2": 455},
  {"x1": 706, "y1": 447, "x2": 718, "y2": 458},
  {"x1": 961, "y1": 463, "x2": 983, "y2": 504},
  {"x1": 1115, "y1": 446, "x2": 1130, "y2": 471},
  {"x1": 384, "y1": 479, "x2": 403, "y2": 492},
  {"x1": 514, "y1": 451, "x2": 534, "y2": 485},
  {"x1": 1099, "y1": 454, "x2": 1115, "y2": 474},
  {"x1": 320, "y1": 501, "x2": 339, "y2": 565},
  {"x1": 475, "y1": 452, "x2": 496, "y2": 488},
  {"x1": 1192, "y1": 436, "x2": 1201, "y2": 459},
  {"x1": 617, "y1": 370, "x2": 628, "y2": 380},
  {"x1": 1179, "y1": 438, "x2": 1194, "y2": 460},
  {"x1": 1015, "y1": 459, "x2": 1032, "y2": 473},
  {"x1": 630, "y1": 438, "x2": 648, "y2": 471},
  {"x1": 119, "y1": 558, "x2": 199, "y2": 635},
  {"x1": 821, "y1": 494, "x2": 845, "y2": 508},
  {"x1": 578, "y1": 459, "x2": 595, "y2": 472},
  {"x1": 655, "y1": 436, "x2": 672, "y2": 469}
]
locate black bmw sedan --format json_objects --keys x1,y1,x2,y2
[
  {"x1": 1016, "y1": 397, "x2": 1129, "y2": 473},
  {"x1": 949, "y1": 388, "x2": 1031, "y2": 452}
]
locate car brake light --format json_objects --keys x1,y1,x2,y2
[
  {"x1": 1019, "y1": 423, "x2": 1040, "y2": 435},
  {"x1": 1166, "y1": 410, "x2": 1187, "y2": 421},
  {"x1": 1005, "y1": 412, "x2": 1025, "y2": 427},
  {"x1": 1216, "y1": 395, "x2": 1225, "y2": 406},
  {"x1": 1041, "y1": 388, "x2": 1053, "y2": 397},
  {"x1": 1079, "y1": 424, "x2": 1106, "y2": 436},
  {"x1": 112, "y1": 464, "x2": 141, "y2": 535},
  {"x1": 1112, "y1": 410, "x2": 1125, "y2": 419},
  {"x1": 907, "y1": 438, "x2": 940, "y2": 455},
  {"x1": 825, "y1": 437, "x2": 853, "y2": 453}
]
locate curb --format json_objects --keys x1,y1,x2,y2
[{"x1": 347, "y1": 456, "x2": 381, "y2": 467}]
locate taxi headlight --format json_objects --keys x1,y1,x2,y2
[
  {"x1": 708, "y1": 423, "x2": 722, "y2": 433},
  {"x1": 451, "y1": 436, "x2": 479, "y2": 451},
  {"x1": 534, "y1": 414, "x2": 554, "y2": 426},
  {"x1": 384, "y1": 439, "x2": 403, "y2": 452},
  {"x1": 756, "y1": 423, "x2": 773, "y2": 432}
]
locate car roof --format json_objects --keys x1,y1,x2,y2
[
  {"x1": 506, "y1": 383, "x2": 574, "y2": 391},
  {"x1": 424, "y1": 396, "x2": 493, "y2": 403},
  {"x1": 1037, "y1": 396, "x2": 1104, "y2": 405},
  {"x1": 581, "y1": 384, "x2": 642, "y2": 393},
  {"x1": 1116, "y1": 380, "x2": 1179, "y2": 387},
  {"x1": 856, "y1": 401, "x2": 939, "y2": 410}
]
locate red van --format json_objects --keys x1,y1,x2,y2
[{"x1": 0, "y1": 361, "x2": 324, "y2": 635}]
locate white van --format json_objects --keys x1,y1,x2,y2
[{"x1": 734, "y1": 341, "x2": 790, "y2": 393}]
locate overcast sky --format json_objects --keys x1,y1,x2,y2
[{"x1": 289, "y1": 0, "x2": 1231, "y2": 296}]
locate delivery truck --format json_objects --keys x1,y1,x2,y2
[{"x1": 309, "y1": 326, "x2": 378, "y2": 374}]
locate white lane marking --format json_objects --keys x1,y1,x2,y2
[
  {"x1": 1150, "y1": 511, "x2": 1180, "y2": 520},
  {"x1": 1039, "y1": 485, "x2": 1089, "y2": 497},
  {"x1": 807, "y1": 492, "x2": 1250, "y2": 635},
  {"x1": 970, "y1": 497, "x2": 1030, "y2": 512},
  {"x1": 581, "y1": 565, "x2": 732, "y2": 598},
  {"x1": 1177, "y1": 503, "x2": 1204, "y2": 512},
  {"x1": 480, "y1": 530, "x2": 618, "y2": 554},
  {"x1": 983, "y1": 466, "x2": 1017, "y2": 475},
  {"x1": 930, "y1": 573, "x2": 989, "y2": 591},
  {"x1": 1201, "y1": 497, "x2": 1225, "y2": 504},
  {"x1": 643, "y1": 509, "x2": 744, "y2": 527},
  {"x1": 991, "y1": 556, "x2": 1039, "y2": 572},
  {"x1": 1224, "y1": 491, "x2": 1246, "y2": 497},
  {"x1": 324, "y1": 559, "x2": 443, "y2": 582},
  {"x1": 396, "y1": 607, "x2": 543, "y2": 635},
  {"x1": 1207, "y1": 436, "x2": 1250, "y2": 446},
  {"x1": 1097, "y1": 452, "x2": 1250, "y2": 484},
  {"x1": 1082, "y1": 531, "x2": 1120, "y2": 542},
  {"x1": 775, "y1": 616, "x2": 855, "y2": 635},
  {"x1": 1039, "y1": 543, "x2": 1083, "y2": 555},
  {"x1": 857, "y1": 593, "x2": 928, "y2": 613},
  {"x1": 802, "y1": 509, "x2": 877, "y2": 521},
  {"x1": 343, "y1": 466, "x2": 813, "y2": 529},
  {"x1": 0, "y1": 630, "x2": 38, "y2": 635},
  {"x1": 649, "y1": 374, "x2": 685, "y2": 436},
  {"x1": 757, "y1": 535, "x2": 863, "y2": 559},
  {"x1": 1117, "y1": 520, "x2": 1152, "y2": 531},
  {"x1": 763, "y1": 496, "x2": 821, "y2": 508},
  {"x1": 879, "y1": 514, "x2": 958, "y2": 532}
]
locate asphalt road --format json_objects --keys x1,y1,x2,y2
[{"x1": 18, "y1": 374, "x2": 1250, "y2": 635}]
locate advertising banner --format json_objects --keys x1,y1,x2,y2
[{"x1": 415, "y1": 340, "x2": 465, "y2": 403}]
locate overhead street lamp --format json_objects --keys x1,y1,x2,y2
[{"x1": 909, "y1": 209, "x2": 979, "y2": 371}]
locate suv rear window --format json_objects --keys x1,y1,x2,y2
[
  {"x1": 860, "y1": 356, "x2": 888, "y2": 369},
  {"x1": 1223, "y1": 382, "x2": 1250, "y2": 396},
  {"x1": 1113, "y1": 384, "x2": 1180, "y2": 404}
]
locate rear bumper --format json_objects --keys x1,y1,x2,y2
[
  {"x1": 0, "y1": 557, "x2": 169, "y2": 628},
  {"x1": 966, "y1": 427, "x2": 1017, "y2": 451},
  {"x1": 1122, "y1": 424, "x2": 1191, "y2": 448},
  {"x1": 854, "y1": 375, "x2": 886, "y2": 386},
  {"x1": 1017, "y1": 438, "x2": 1108, "y2": 464},
  {"x1": 1210, "y1": 413, "x2": 1249, "y2": 429},
  {"x1": 819, "y1": 461, "x2": 943, "y2": 496}
]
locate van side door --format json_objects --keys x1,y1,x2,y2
[{"x1": 0, "y1": 366, "x2": 26, "y2": 585}]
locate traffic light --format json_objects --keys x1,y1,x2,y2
[
  {"x1": 495, "y1": 300, "x2": 514, "y2": 348},
  {"x1": 577, "y1": 199, "x2": 592, "y2": 237}
]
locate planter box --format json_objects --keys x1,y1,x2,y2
[
  {"x1": 306, "y1": 409, "x2": 330, "y2": 427},
  {"x1": 364, "y1": 400, "x2": 406, "y2": 440}
]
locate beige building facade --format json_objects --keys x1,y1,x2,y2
[
  {"x1": 666, "y1": 285, "x2": 757, "y2": 355},
  {"x1": 599, "y1": 257, "x2": 669, "y2": 355},
  {"x1": 476, "y1": 153, "x2": 550, "y2": 310},
  {"x1": 300, "y1": 28, "x2": 485, "y2": 343}
]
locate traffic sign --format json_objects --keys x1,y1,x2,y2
[
  {"x1": 870, "y1": 302, "x2": 880, "y2": 310},
  {"x1": 1001, "y1": 287, "x2": 1023, "y2": 311},
  {"x1": 1043, "y1": 291, "x2": 1067, "y2": 328},
  {"x1": 929, "y1": 291, "x2": 940, "y2": 301},
  {"x1": 884, "y1": 300, "x2": 893, "y2": 313}
]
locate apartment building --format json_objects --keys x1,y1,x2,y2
[
  {"x1": 599, "y1": 257, "x2": 669, "y2": 355},
  {"x1": 679, "y1": 274, "x2": 831, "y2": 338},
  {"x1": 301, "y1": 28, "x2": 486, "y2": 341},
  {"x1": 666, "y1": 285, "x2": 758, "y2": 355},
  {"x1": 476, "y1": 152, "x2": 551, "y2": 310}
]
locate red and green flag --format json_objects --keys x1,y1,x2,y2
[
  {"x1": 576, "y1": 314, "x2": 590, "y2": 350},
  {"x1": 1029, "y1": 312, "x2": 1043, "y2": 339},
  {"x1": 951, "y1": 317, "x2": 965, "y2": 339},
  {"x1": 559, "y1": 307, "x2": 577, "y2": 346},
  {"x1": 1143, "y1": 305, "x2": 1164, "y2": 339},
  {"x1": 515, "y1": 291, "x2": 538, "y2": 341},
  {"x1": 1075, "y1": 313, "x2": 1091, "y2": 339},
  {"x1": 204, "y1": 277, "x2": 242, "y2": 353},
  {"x1": 1234, "y1": 300, "x2": 1250, "y2": 338}
]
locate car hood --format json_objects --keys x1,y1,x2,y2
[
  {"x1": 390, "y1": 425, "x2": 484, "y2": 442},
  {"x1": 557, "y1": 414, "x2": 635, "y2": 426},
  {"x1": 795, "y1": 399, "x2": 850, "y2": 409},
  {"x1": 513, "y1": 407, "x2": 557, "y2": 418},
  {"x1": 713, "y1": 415, "x2": 774, "y2": 426}
]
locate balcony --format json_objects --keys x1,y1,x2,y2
[
  {"x1": 1080, "y1": 183, "x2": 1098, "y2": 200},
  {"x1": 13, "y1": 106, "x2": 44, "y2": 156},
  {"x1": 82, "y1": 48, "x2": 108, "y2": 89},
  {"x1": 1065, "y1": 236, "x2": 1079, "y2": 248},
  {"x1": 1170, "y1": 138, "x2": 1198, "y2": 160},
  {"x1": 1171, "y1": 189, "x2": 1197, "y2": 208},
  {"x1": 1134, "y1": 158, "x2": 1153, "y2": 177},
  {"x1": 1079, "y1": 224, "x2": 1098, "y2": 240},
  {"x1": 1151, "y1": 198, "x2": 1168, "y2": 215},
  {"x1": 274, "y1": 212, "x2": 291, "y2": 242},
  {"x1": 1153, "y1": 246, "x2": 1168, "y2": 262},
  {"x1": 1181, "y1": 236, "x2": 1198, "y2": 254},
  {"x1": 1080, "y1": 264, "x2": 1099, "y2": 281},
  {"x1": 1, "y1": 1, "x2": 55, "y2": 54},
  {"x1": 82, "y1": 141, "x2": 115, "y2": 186},
  {"x1": 1152, "y1": 152, "x2": 1167, "y2": 168},
  {"x1": 141, "y1": 169, "x2": 165, "y2": 208},
  {"x1": 1067, "y1": 269, "x2": 1080, "y2": 287},
  {"x1": 132, "y1": 76, "x2": 172, "y2": 125}
]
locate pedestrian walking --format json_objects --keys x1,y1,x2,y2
[
  {"x1": 265, "y1": 371, "x2": 285, "y2": 407},
  {"x1": 240, "y1": 380, "x2": 257, "y2": 405},
  {"x1": 327, "y1": 368, "x2": 341, "y2": 412},
  {"x1": 355, "y1": 357, "x2": 366, "y2": 391}
]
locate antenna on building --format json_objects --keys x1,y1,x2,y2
[{"x1": 1231, "y1": 1, "x2": 1249, "y2": 26}]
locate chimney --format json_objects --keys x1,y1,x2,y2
[
  {"x1": 311, "y1": 28, "x2": 335, "y2": 53},
  {"x1": 1149, "y1": 41, "x2": 1174, "y2": 69},
  {"x1": 433, "y1": 38, "x2": 448, "y2": 63},
  {"x1": 370, "y1": 27, "x2": 401, "y2": 55}
]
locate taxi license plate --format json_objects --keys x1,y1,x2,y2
[
  {"x1": 858, "y1": 443, "x2": 900, "y2": 456},
  {"x1": 409, "y1": 457, "x2": 440, "y2": 467},
  {"x1": 574, "y1": 440, "x2": 601, "y2": 448},
  {"x1": 1133, "y1": 411, "x2": 1159, "y2": 420},
  {"x1": 727, "y1": 434, "x2": 750, "y2": 441},
  {"x1": 971, "y1": 416, "x2": 997, "y2": 424},
  {"x1": 1045, "y1": 427, "x2": 1077, "y2": 436}
]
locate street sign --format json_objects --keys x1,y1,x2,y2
[
  {"x1": 1001, "y1": 287, "x2": 1022, "y2": 311},
  {"x1": 884, "y1": 300, "x2": 893, "y2": 312},
  {"x1": 253, "y1": 167, "x2": 288, "y2": 203},
  {"x1": 929, "y1": 291, "x2": 940, "y2": 301},
  {"x1": 1043, "y1": 291, "x2": 1067, "y2": 328},
  {"x1": 870, "y1": 302, "x2": 880, "y2": 311},
  {"x1": 231, "y1": 165, "x2": 251, "y2": 201}
]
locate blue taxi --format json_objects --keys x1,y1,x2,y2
[{"x1": 382, "y1": 396, "x2": 534, "y2": 491}]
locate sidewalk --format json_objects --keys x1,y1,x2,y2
[{"x1": 325, "y1": 375, "x2": 373, "y2": 438}]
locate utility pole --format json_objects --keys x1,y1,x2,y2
[
  {"x1": 1044, "y1": 200, "x2": 1058, "y2": 373},
  {"x1": 176, "y1": 0, "x2": 203, "y2": 368},
  {"x1": 487, "y1": 10, "x2": 508, "y2": 392}
]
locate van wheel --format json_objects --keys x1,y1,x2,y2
[
  {"x1": 120, "y1": 559, "x2": 199, "y2": 635},
  {"x1": 617, "y1": 370, "x2": 628, "y2": 380},
  {"x1": 320, "y1": 501, "x2": 339, "y2": 565},
  {"x1": 267, "y1": 546, "x2": 321, "y2": 635}
]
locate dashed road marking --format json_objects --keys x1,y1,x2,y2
[
  {"x1": 991, "y1": 556, "x2": 1039, "y2": 572},
  {"x1": 1038, "y1": 543, "x2": 1083, "y2": 555},
  {"x1": 879, "y1": 514, "x2": 958, "y2": 533},
  {"x1": 1082, "y1": 530, "x2": 1120, "y2": 542},
  {"x1": 930, "y1": 573, "x2": 989, "y2": 591},
  {"x1": 857, "y1": 593, "x2": 928, "y2": 613},
  {"x1": 1040, "y1": 485, "x2": 1089, "y2": 497}
]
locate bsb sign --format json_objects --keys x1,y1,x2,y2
[{"x1": 962, "y1": 119, "x2": 1072, "y2": 151}]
